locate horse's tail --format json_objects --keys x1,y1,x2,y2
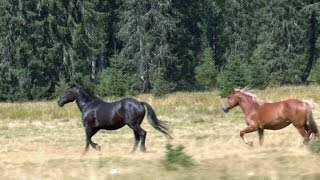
[
  {"x1": 141, "y1": 102, "x2": 172, "y2": 140},
  {"x1": 306, "y1": 104, "x2": 320, "y2": 139}
]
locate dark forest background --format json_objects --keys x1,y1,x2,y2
[{"x1": 0, "y1": 0, "x2": 319, "y2": 101}]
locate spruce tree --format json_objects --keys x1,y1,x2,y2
[
  {"x1": 195, "y1": 47, "x2": 218, "y2": 90},
  {"x1": 96, "y1": 54, "x2": 128, "y2": 97},
  {"x1": 117, "y1": 0, "x2": 177, "y2": 93},
  {"x1": 218, "y1": 53, "x2": 249, "y2": 97}
]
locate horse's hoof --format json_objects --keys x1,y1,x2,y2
[
  {"x1": 140, "y1": 148, "x2": 147, "y2": 153},
  {"x1": 248, "y1": 141, "x2": 254, "y2": 147},
  {"x1": 95, "y1": 145, "x2": 101, "y2": 151}
]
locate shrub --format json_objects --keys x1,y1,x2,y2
[{"x1": 162, "y1": 144, "x2": 194, "y2": 170}]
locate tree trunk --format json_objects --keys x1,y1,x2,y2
[{"x1": 91, "y1": 59, "x2": 96, "y2": 79}]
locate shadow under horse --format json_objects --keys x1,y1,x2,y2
[
  {"x1": 223, "y1": 87, "x2": 319, "y2": 146},
  {"x1": 58, "y1": 85, "x2": 172, "y2": 153}
]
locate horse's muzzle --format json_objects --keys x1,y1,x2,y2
[
  {"x1": 57, "y1": 100, "x2": 64, "y2": 107},
  {"x1": 222, "y1": 106, "x2": 230, "y2": 113}
]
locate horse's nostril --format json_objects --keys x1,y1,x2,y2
[
  {"x1": 222, "y1": 106, "x2": 229, "y2": 113},
  {"x1": 57, "y1": 100, "x2": 64, "y2": 107}
]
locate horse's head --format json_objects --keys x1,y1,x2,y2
[
  {"x1": 57, "y1": 85, "x2": 80, "y2": 107},
  {"x1": 222, "y1": 89, "x2": 241, "y2": 113}
]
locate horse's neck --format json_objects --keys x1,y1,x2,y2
[
  {"x1": 238, "y1": 96, "x2": 260, "y2": 115},
  {"x1": 76, "y1": 99, "x2": 87, "y2": 112},
  {"x1": 76, "y1": 97, "x2": 100, "y2": 112}
]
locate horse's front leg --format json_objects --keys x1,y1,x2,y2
[
  {"x1": 240, "y1": 125, "x2": 258, "y2": 146},
  {"x1": 84, "y1": 127, "x2": 100, "y2": 154}
]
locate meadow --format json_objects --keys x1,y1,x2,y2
[{"x1": 0, "y1": 86, "x2": 320, "y2": 179}]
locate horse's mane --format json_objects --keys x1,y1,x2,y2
[
  {"x1": 235, "y1": 86, "x2": 264, "y2": 105},
  {"x1": 72, "y1": 84, "x2": 99, "y2": 103}
]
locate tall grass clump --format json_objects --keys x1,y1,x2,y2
[
  {"x1": 308, "y1": 139, "x2": 320, "y2": 155},
  {"x1": 162, "y1": 144, "x2": 194, "y2": 170}
]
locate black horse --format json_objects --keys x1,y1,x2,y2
[{"x1": 57, "y1": 85, "x2": 172, "y2": 153}]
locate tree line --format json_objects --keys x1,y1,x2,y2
[{"x1": 0, "y1": 0, "x2": 319, "y2": 101}]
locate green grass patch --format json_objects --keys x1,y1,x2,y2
[{"x1": 162, "y1": 144, "x2": 194, "y2": 170}]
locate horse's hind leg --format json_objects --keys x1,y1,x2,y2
[
  {"x1": 131, "y1": 131, "x2": 140, "y2": 153},
  {"x1": 127, "y1": 124, "x2": 147, "y2": 152},
  {"x1": 138, "y1": 127, "x2": 147, "y2": 152},
  {"x1": 305, "y1": 124, "x2": 314, "y2": 140},
  {"x1": 126, "y1": 113, "x2": 147, "y2": 152},
  {"x1": 258, "y1": 128, "x2": 264, "y2": 145},
  {"x1": 84, "y1": 127, "x2": 100, "y2": 153},
  {"x1": 295, "y1": 126, "x2": 309, "y2": 145}
]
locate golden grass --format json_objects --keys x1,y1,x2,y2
[{"x1": 1, "y1": 85, "x2": 320, "y2": 179}]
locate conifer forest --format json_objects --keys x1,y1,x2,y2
[{"x1": 0, "y1": 0, "x2": 319, "y2": 101}]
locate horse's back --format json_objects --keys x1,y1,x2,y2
[
  {"x1": 257, "y1": 99, "x2": 309, "y2": 129},
  {"x1": 119, "y1": 98, "x2": 145, "y2": 115},
  {"x1": 282, "y1": 99, "x2": 309, "y2": 113},
  {"x1": 261, "y1": 99, "x2": 307, "y2": 111}
]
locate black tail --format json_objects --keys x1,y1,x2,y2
[
  {"x1": 141, "y1": 102, "x2": 172, "y2": 140},
  {"x1": 306, "y1": 105, "x2": 319, "y2": 138}
]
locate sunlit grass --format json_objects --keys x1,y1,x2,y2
[{"x1": 0, "y1": 86, "x2": 320, "y2": 179}]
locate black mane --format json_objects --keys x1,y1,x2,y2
[{"x1": 72, "y1": 84, "x2": 98, "y2": 103}]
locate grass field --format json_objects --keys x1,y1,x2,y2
[{"x1": 1, "y1": 86, "x2": 320, "y2": 179}]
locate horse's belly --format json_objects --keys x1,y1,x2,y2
[
  {"x1": 264, "y1": 121, "x2": 291, "y2": 130},
  {"x1": 101, "y1": 121, "x2": 126, "y2": 130}
]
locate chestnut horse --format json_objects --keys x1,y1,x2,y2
[
  {"x1": 223, "y1": 87, "x2": 319, "y2": 146},
  {"x1": 58, "y1": 85, "x2": 172, "y2": 153}
]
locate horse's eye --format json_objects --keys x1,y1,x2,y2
[{"x1": 227, "y1": 96, "x2": 231, "y2": 99}]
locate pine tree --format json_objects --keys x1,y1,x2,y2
[
  {"x1": 96, "y1": 54, "x2": 129, "y2": 97},
  {"x1": 195, "y1": 47, "x2": 218, "y2": 90},
  {"x1": 170, "y1": 0, "x2": 204, "y2": 86},
  {"x1": 0, "y1": 0, "x2": 53, "y2": 100},
  {"x1": 117, "y1": 0, "x2": 177, "y2": 93},
  {"x1": 256, "y1": 0, "x2": 308, "y2": 84},
  {"x1": 218, "y1": 52, "x2": 249, "y2": 97},
  {"x1": 47, "y1": 0, "x2": 109, "y2": 87},
  {"x1": 199, "y1": 0, "x2": 225, "y2": 67},
  {"x1": 151, "y1": 68, "x2": 174, "y2": 97},
  {"x1": 301, "y1": 0, "x2": 319, "y2": 82}
]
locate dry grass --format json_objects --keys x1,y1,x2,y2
[{"x1": 1, "y1": 86, "x2": 320, "y2": 179}]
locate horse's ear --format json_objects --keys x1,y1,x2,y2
[
  {"x1": 233, "y1": 88, "x2": 240, "y2": 93},
  {"x1": 243, "y1": 85, "x2": 251, "y2": 91}
]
